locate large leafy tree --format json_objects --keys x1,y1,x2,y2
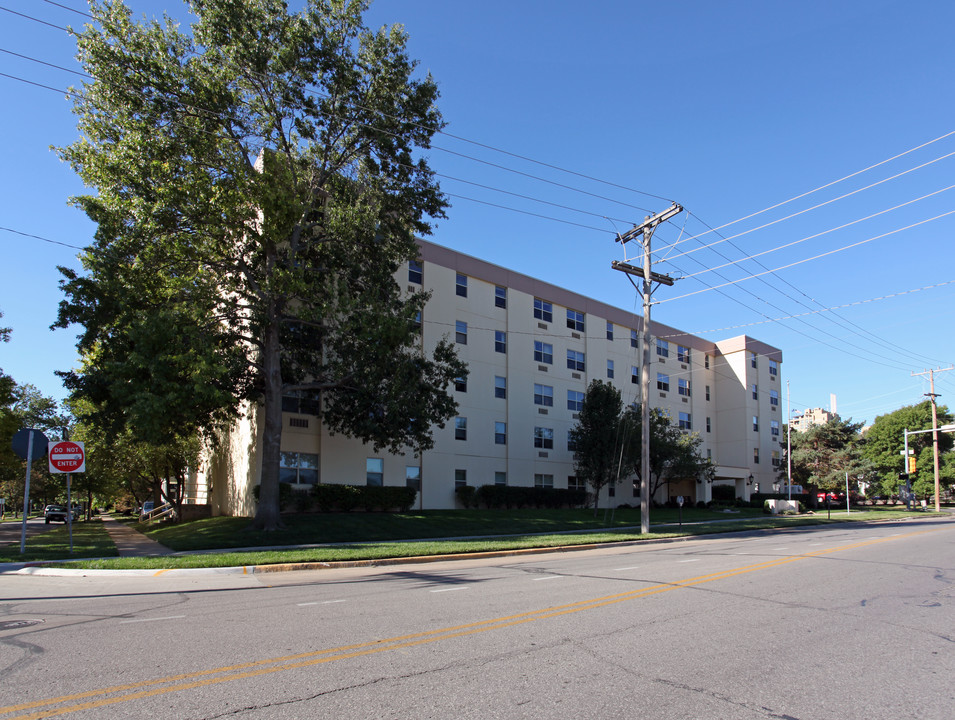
[
  {"x1": 780, "y1": 417, "x2": 873, "y2": 500},
  {"x1": 56, "y1": 0, "x2": 464, "y2": 530},
  {"x1": 622, "y1": 405, "x2": 714, "y2": 500},
  {"x1": 862, "y1": 401, "x2": 954, "y2": 498},
  {"x1": 569, "y1": 381, "x2": 625, "y2": 511}
]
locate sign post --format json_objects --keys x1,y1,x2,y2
[
  {"x1": 49, "y1": 440, "x2": 85, "y2": 553},
  {"x1": 11, "y1": 428, "x2": 48, "y2": 554}
]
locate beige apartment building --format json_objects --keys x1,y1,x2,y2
[{"x1": 194, "y1": 239, "x2": 784, "y2": 515}]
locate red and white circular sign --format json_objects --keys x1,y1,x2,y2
[{"x1": 49, "y1": 441, "x2": 86, "y2": 474}]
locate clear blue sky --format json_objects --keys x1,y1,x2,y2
[{"x1": 2, "y1": 0, "x2": 954, "y2": 427}]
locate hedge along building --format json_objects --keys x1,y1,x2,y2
[{"x1": 189, "y1": 239, "x2": 784, "y2": 515}]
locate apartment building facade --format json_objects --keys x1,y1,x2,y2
[{"x1": 196, "y1": 239, "x2": 784, "y2": 515}]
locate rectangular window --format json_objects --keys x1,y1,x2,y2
[
  {"x1": 631, "y1": 329, "x2": 638, "y2": 348},
  {"x1": 534, "y1": 383, "x2": 554, "y2": 407},
  {"x1": 754, "y1": 448, "x2": 760, "y2": 464},
  {"x1": 568, "y1": 475, "x2": 585, "y2": 491},
  {"x1": 366, "y1": 458, "x2": 383, "y2": 487},
  {"x1": 567, "y1": 389, "x2": 584, "y2": 412},
  {"x1": 707, "y1": 448, "x2": 712, "y2": 460},
  {"x1": 567, "y1": 349, "x2": 585, "y2": 371},
  {"x1": 606, "y1": 321, "x2": 613, "y2": 340},
  {"x1": 494, "y1": 375, "x2": 507, "y2": 399},
  {"x1": 534, "y1": 341, "x2": 553, "y2": 365},
  {"x1": 408, "y1": 260, "x2": 422, "y2": 285},
  {"x1": 534, "y1": 473, "x2": 554, "y2": 488},
  {"x1": 495, "y1": 330, "x2": 506, "y2": 354},
  {"x1": 280, "y1": 452, "x2": 319, "y2": 485},
  {"x1": 705, "y1": 385, "x2": 711, "y2": 401},
  {"x1": 534, "y1": 426, "x2": 554, "y2": 449},
  {"x1": 405, "y1": 466, "x2": 421, "y2": 491},
  {"x1": 495, "y1": 421, "x2": 507, "y2": 445},
  {"x1": 632, "y1": 366, "x2": 639, "y2": 384},
  {"x1": 770, "y1": 389, "x2": 779, "y2": 406},
  {"x1": 412, "y1": 310, "x2": 421, "y2": 332},
  {"x1": 657, "y1": 373, "x2": 670, "y2": 392},
  {"x1": 705, "y1": 354, "x2": 710, "y2": 369},
  {"x1": 495, "y1": 285, "x2": 507, "y2": 309},
  {"x1": 677, "y1": 345, "x2": 690, "y2": 363},
  {"x1": 678, "y1": 378, "x2": 691, "y2": 397},
  {"x1": 769, "y1": 358, "x2": 778, "y2": 376},
  {"x1": 455, "y1": 320, "x2": 467, "y2": 345},
  {"x1": 771, "y1": 419, "x2": 780, "y2": 437},
  {"x1": 455, "y1": 416, "x2": 467, "y2": 440},
  {"x1": 456, "y1": 273, "x2": 468, "y2": 297},
  {"x1": 282, "y1": 391, "x2": 321, "y2": 415},
  {"x1": 772, "y1": 451, "x2": 780, "y2": 467},
  {"x1": 753, "y1": 415, "x2": 759, "y2": 432},
  {"x1": 455, "y1": 375, "x2": 467, "y2": 392},
  {"x1": 455, "y1": 469, "x2": 467, "y2": 488},
  {"x1": 752, "y1": 383, "x2": 758, "y2": 400},
  {"x1": 567, "y1": 431, "x2": 578, "y2": 452},
  {"x1": 679, "y1": 412, "x2": 692, "y2": 430},
  {"x1": 656, "y1": 338, "x2": 669, "y2": 357},
  {"x1": 494, "y1": 471, "x2": 507, "y2": 486},
  {"x1": 567, "y1": 308, "x2": 584, "y2": 331},
  {"x1": 706, "y1": 416, "x2": 711, "y2": 433},
  {"x1": 534, "y1": 298, "x2": 553, "y2": 323},
  {"x1": 607, "y1": 359, "x2": 614, "y2": 379},
  {"x1": 751, "y1": 351, "x2": 758, "y2": 369}
]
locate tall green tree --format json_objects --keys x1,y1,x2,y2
[
  {"x1": 862, "y1": 401, "x2": 954, "y2": 498},
  {"x1": 622, "y1": 405, "x2": 714, "y2": 500},
  {"x1": 56, "y1": 0, "x2": 464, "y2": 529},
  {"x1": 780, "y1": 417, "x2": 873, "y2": 500},
  {"x1": 569, "y1": 381, "x2": 625, "y2": 511}
]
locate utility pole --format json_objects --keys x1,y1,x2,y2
[
  {"x1": 612, "y1": 202, "x2": 683, "y2": 534},
  {"x1": 912, "y1": 366, "x2": 954, "y2": 512}
]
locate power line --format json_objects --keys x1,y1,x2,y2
[
  {"x1": 0, "y1": 225, "x2": 85, "y2": 250},
  {"x1": 659, "y1": 210, "x2": 955, "y2": 304},
  {"x1": 668, "y1": 128, "x2": 955, "y2": 247},
  {"x1": 676, "y1": 184, "x2": 955, "y2": 280},
  {"x1": 663, "y1": 149, "x2": 955, "y2": 261}
]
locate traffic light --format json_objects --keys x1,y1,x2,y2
[{"x1": 907, "y1": 456, "x2": 917, "y2": 474}]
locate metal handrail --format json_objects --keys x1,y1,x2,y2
[{"x1": 142, "y1": 503, "x2": 176, "y2": 523}]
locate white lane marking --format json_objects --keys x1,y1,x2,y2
[
  {"x1": 297, "y1": 602, "x2": 319, "y2": 606},
  {"x1": 430, "y1": 586, "x2": 469, "y2": 593},
  {"x1": 614, "y1": 566, "x2": 641, "y2": 571},
  {"x1": 532, "y1": 576, "x2": 563, "y2": 581},
  {"x1": 119, "y1": 615, "x2": 186, "y2": 624},
  {"x1": 772, "y1": 547, "x2": 789, "y2": 551},
  {"x1": 678, "y1": 559, "x2": 700, "y2": 563}
]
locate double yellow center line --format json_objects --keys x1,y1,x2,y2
[{"x1": 2, "y1": 527, "x2": 944, "y2": 719}]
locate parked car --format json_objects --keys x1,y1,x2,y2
[
  {"x1": 139, "y1": 501, "x2": 155, "y2": 519},
  {"x1": 44, "y1": 504, "x2": 70, "y2": 524}
]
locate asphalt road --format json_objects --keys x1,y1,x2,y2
[{"x1": 1, "y1": 517, "x2": 953, "y2": 719}]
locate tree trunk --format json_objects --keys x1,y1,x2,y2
[{"x1": 252, "y1": 306, "x2": 286, "y2": 531}]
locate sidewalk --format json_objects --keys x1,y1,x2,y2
[{"x1": 98, "y1": 513, "x2": 174, "y2": 557}]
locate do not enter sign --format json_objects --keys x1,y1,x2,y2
[{"x1": 49, "y1": 441, "x2": 85, "y2": 474}]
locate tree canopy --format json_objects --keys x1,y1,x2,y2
[
  {"x1": 568, "y1": 381, "x2": 625, "y2": 509},
  {"x1": 778, "y1": 416, "x2": 874, "y2": 496},
  {"x1": 56, "y1": 0, "x2": 465, "y2": 529},
  {"x1": 569, "y1": 381, "x2": 712, "y2": 511},
  {"x1": 862, "y1": 401, "x2": 954, "y2": 498}
]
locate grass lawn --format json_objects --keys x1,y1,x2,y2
[
  {"x1": 2, "y1": 506, "x2": 932, "y2": 570},
  {"x1": 34, "y1": 505, "x2": 924, "y2": 571},
  {"x1": 0, "y1": 520, "x2": 118, "y2": 563},
  {"x1": 137, "y1": 506, "x2": 770, "y2": 552}
]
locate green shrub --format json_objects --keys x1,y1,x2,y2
[
  {"x1": 472, "y1": 485, "x2": 588, "y2": 509},
  {"x1": 455, "y1": 485, "x2": 477, "y2": 509},
  {"x1": 711, "y1": 484, "x2": 736, "y2": 503},
  {"x1": 309, "y1": 484, "x2": 416, "y2": 513}
]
